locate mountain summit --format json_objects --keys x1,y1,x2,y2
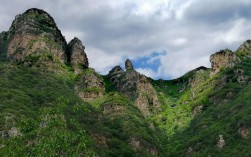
[{"x1": 0, "y1": 8, "x2": 251, "y2": 157}]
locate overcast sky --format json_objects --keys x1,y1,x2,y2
[{"x1": 1, "y1": 0, "x2": 251, "y2": 79}]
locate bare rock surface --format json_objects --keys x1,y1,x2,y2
[
  {"x1": 67, "y1": 37, "x2": 88, "y2": 73},
  {"x1": 210, "y1": 49, "x2": 239, "y2": 75},
  {"x1": 6, "y1": 8, "x2": 66, "y2": 63}
]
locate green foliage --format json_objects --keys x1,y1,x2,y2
[
  {"x1": 103, "y1": 75, "x2": 116, "y2": 93},
  {"x1": 0, "y1": 63, "x2": 94, "y2": 156},
  {"x1": 162, "y1": 58, "x2": 251, "y2": 156}
]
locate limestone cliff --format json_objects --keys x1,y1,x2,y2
[
  {"x1": 67, "y1": 37, "x2": 89, "y2": 74},
  {"x1": 210, "y1": 49, "x2": 239, "y2": 75},
  {"x1": 6, "y1": 8, "x2": 67, "y2": 63},
  {"x1": 108, "y1": 59, "x2": 160, "y2": 116}
]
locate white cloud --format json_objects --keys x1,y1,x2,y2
[
  {"x1": 87, "y1": 47, "x2": 124, "y2": 74},
  {"x1": 136, "y1": 68, "x2": 160, "y2": 79}
]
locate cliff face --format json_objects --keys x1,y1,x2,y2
[
  {"x1": 210, "y1": 49, "x2": 239, "y2": 75},
  {"x1": 6, "y1": 8, "x2": 67, "y2": 63},
  {"x1": 108, "y1": 59, "x2": 160, "y2": 116},
  {"x1": 67, "y1": 37, "x2": 89, "y2": 74}
]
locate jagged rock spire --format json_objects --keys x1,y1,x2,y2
[
  {"x1": 125, "y1": 59, "x2": 134, "y2": 70},
  {"x1": 67, "y1": 37, "x2": 88, "y2": 67}
]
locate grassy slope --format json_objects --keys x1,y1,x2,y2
[
  {"x1": 0, "y1": 62, "x2": 95, "y2": 156},
  {"x1": 152, "y1": 58, "x2": 251, "y2": 156},
  {"x1": 0, "y1": 61, "x2": 162, "y2": 157}
]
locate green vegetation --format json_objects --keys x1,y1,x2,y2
[
  {"x1": 159, "y1": 58, "x2": 251, "y2": 156},
  {"x1": 0, "y1": 61, "x2": 162, "y2": 157},
  {"x1": 1, "y1": 55, "x2": 251, "y2": 156}
]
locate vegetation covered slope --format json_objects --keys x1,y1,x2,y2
[
  {"x1": 151, "y1": 57, "x2": 251, "y2": 156},
  {"x1": 0, "y1": 61, "x2": 164, "y2": 157}
]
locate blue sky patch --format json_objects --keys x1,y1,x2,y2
[{"x1": 132, "y1": 51, "x2": 166, "y2": 71}]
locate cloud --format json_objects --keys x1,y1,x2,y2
[{"x1": 0, "y1": 0, "x2": 251, "y2": 79}]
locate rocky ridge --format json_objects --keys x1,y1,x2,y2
[{"x1": 108, "y1": 59, "x2": 160, "y2": 116}]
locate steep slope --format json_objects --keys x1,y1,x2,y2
[
  {"x1": 164, "y1": 57, "x2": 251, "y2": 156},
  {"x1": 0, "y1": 63, "x2": 94, "y2": 156},
  {"x1": 151, "y1": 41, "x2": 251, "y2": 156}
]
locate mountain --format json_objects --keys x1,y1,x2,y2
[{"x1": 0, "y1": 8, "x2": 250, "y2": 157}]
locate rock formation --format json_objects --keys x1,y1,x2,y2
[
  {"x1": 135, "y1": 75, "x2": 160, "y2": 116},
  {"x1": 108, "y1": 60, "x2": 160, "y2": 116},
  {"x1": 6, "y1": 8, "x2": 67, "y2": 63},
  {"x1": 236, "y1": 40, "x2": 251, "y2": 58},
  {"x1": 75, "y1": 69, "x2": 105, "y2": 101},
  {"x1": 129, "y1": 137, "x2": 158, "y2": 156},
  {"x1": 125, "y1": 59, "x2": 134, "y2": 70},
  {"x1": 217, "y1": 135, "x2": 225, "y2": 150},
  {"x1": 210, "y1": 49, "x2": 239, "y2": 75},
  {"x1": 67, "y1": 37, "x2": 89, "y2": 73}
]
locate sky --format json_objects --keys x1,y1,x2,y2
[{"x1": 1, "y1": 0, "x2": 251, "y2": 79}]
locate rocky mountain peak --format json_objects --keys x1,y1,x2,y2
[
  {"x1": 67, "y1": 37, "x2": 89, "y2": 73},
  {"x1": 125, "y1": 59, "x2": 134, "y2": 70},
  {"x1": 210, "y1": 49, "x2": 239, "y2": 75},
  {"x1": 6, "y1": 8, "x2": 66, "y2": 63}
]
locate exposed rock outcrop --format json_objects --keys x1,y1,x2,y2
[
  {"x1": 210, "y1": 49, "x2": 239, "y2": 76},
  {"x1": 75, "y1": 69, "x2": 105, "y2": 101},
  {"x1": 238, "y1": 125, "x2": 249, "y2": 139},
  {"x1": 125, "y1": 59, "x2": 134, "y2": 70},
  {"x1": 236, "y1": 40, "x2": 251, "y2": 58},
  {"x1": 67, "y1": 37, "x2": 89, "y2": 74},
  {"x1": 136, "y1": 75, "x2": 160, "y2": 116},
  {"x1": 129, "y1": 137, "x2": 158, "y2": 156},
  {"x1": 102, "y1": 103, "x2": 126, "y2": 117},
  {"x1": 6, "y1": 8, "x2": 67, "y2": 63},
  {"x1": 91, "y1": 133, "x2": 109, "y2": 147},
  {"x1": 108, "y1": 60, "x2": 160, "y2": 116},
  {"x1": 8, "y1": 127, "x2": 22, "y2": 137},
  {"x1": 217, "y1": 135, "x2": 225, "y2": 150}
]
